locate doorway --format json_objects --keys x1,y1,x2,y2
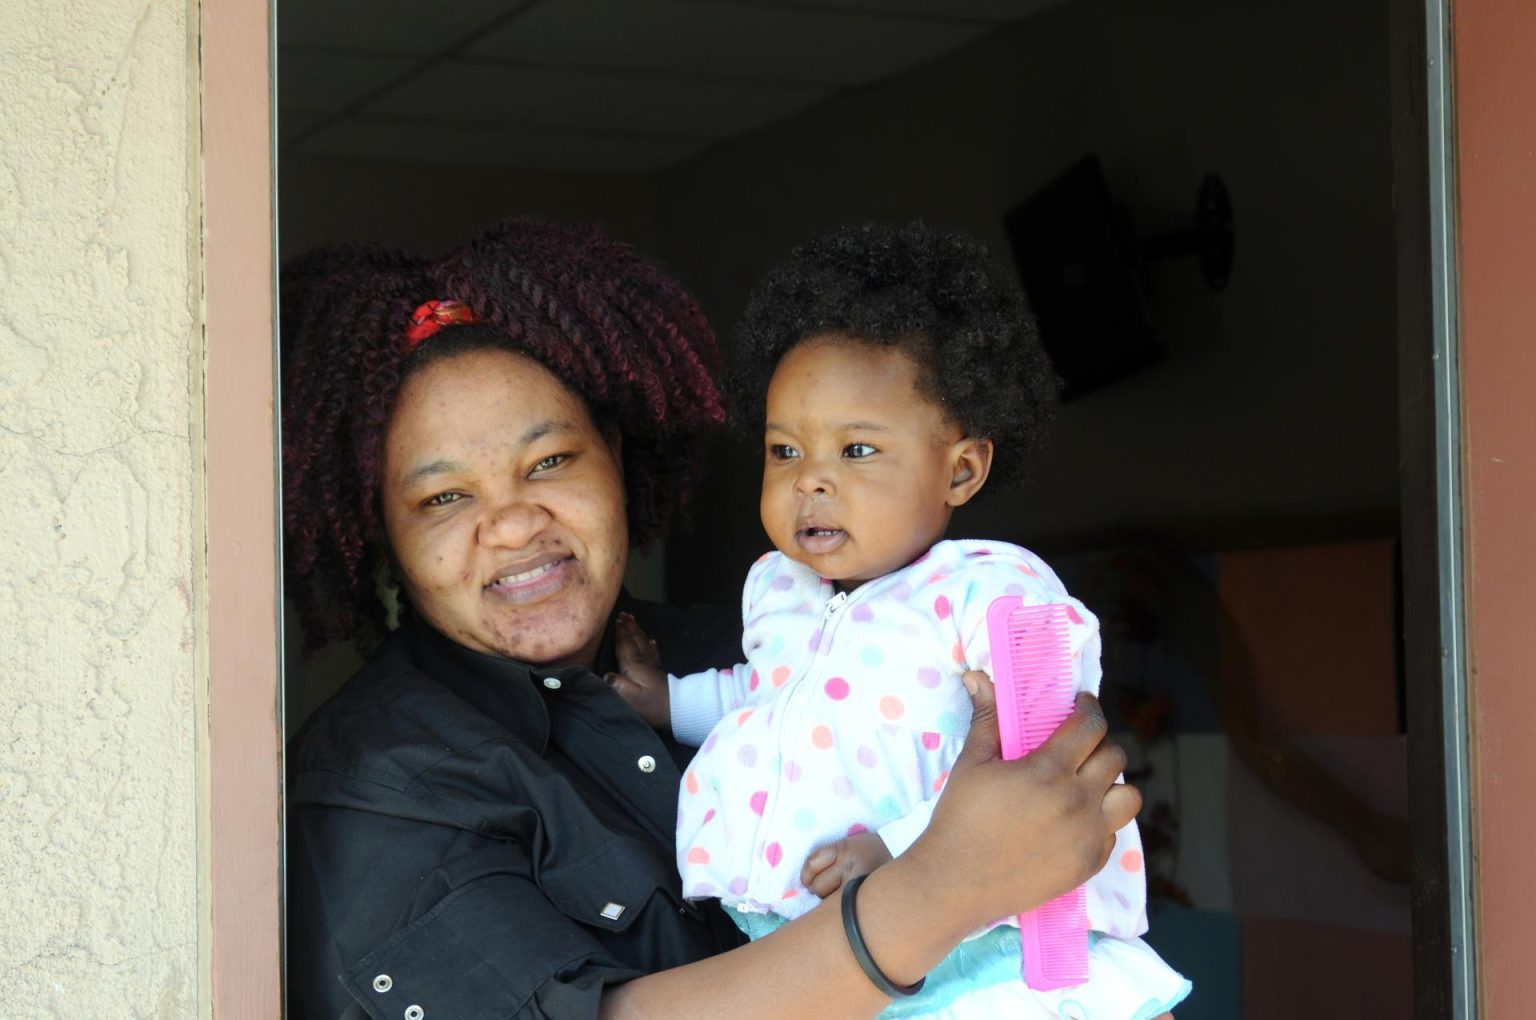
[{"x1": 273, "y1": 1, "x2": 1461, "y2": 1015}]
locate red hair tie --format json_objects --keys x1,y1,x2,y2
[{"x1": 405, "y1": 299, "x2": 479, "y2": 349}]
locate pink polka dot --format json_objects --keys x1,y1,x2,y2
[
  {"x1": 933, "y1": 770, "x2": 950, "y2": 793},
  {"x1": 687, "y1": 847, "x2": 710, "y2": 865},
  {"x1": 1066, "y1": 605, "x2": 1084, "y2": 625},
  {"x1": 847, "y1": 823, "x2": 869, "y2": 836},
  {"x1": 720, "y1": 666, "x2": 733, "y2": 678},
  {"x1": 933, "y1": 595, "x2": 952, "y2": 620},
  {"x1": 914, "y1": 551, "x2": 931, "y2": 565},
  {"x1": 783, "y1": 760, "x2": 802, "y2": 782},
  {"x1": 973, "y1": 548, "x2": 992, "y2": 556},
  {"x1": 737, "y1": 744, "x2": 758, "y2": 767},
  {"x1": 1120, "y1": 849, "x2": 1145, "y2": 873},
  {"x1": 737, "y1": 709, "x2": 753, "y2": 726},
  {"x1": 750, "y1": 790, "x2": 768, "y2": 815},
  {"x1": 921, "y1": 731, "x2": 942, "y2": 750},
  {"x1": 851, "y1": 604, "x2": 874, "y2": 622},
  {"x1": 832, "y1": 776, "x2": 854, "y2": 799},
  {"x1": 929, "y1": 571, "x2": 948, "y2": 585},
  {"x1": 1017, "y1": 563, "x2": 1037, "y2": 576},
  {"x1": 772, "y1": 665, "x2": 791, "y2": 688},
  {"x1": 749, "y1": 670, "x2": 760, "y2": 691},
  {"x1": 857, "y1": 746, "x2": 878, "y2": 768},
  {"x1": 756, "y1": 552, "x2": 773, "y2": 564},
  {"x1": 917, "y1": 667, "x2": 941, "y2": 688},
  {"x1": 879, "y1": 695, "x2": 906, "y2": 721},
  {"x1": 951, "y1": 641, "x2": 965, "y2": 664},
  {"x1": 703, "y1": 809, "x2": 716, "y2": 824},
  {"x1": 824, "y1": 676, "x2": 850, "y2": 700},
  {"x1": 765, "y1": 842, "x2": 783, "y2": 868},
  {"x1": 685, "y1": 771, "x2": 699, "y2": 795},
  {"x1": 811, "y1": 725, "x2": 835, "y2": 749}
]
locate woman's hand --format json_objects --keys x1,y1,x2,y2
[
  {"x1": 605, "y1": 612, "x2": 672, "y2": 729},
  {"x1": 904, "y1": 671, "x2": 1139, "y2": 931}
]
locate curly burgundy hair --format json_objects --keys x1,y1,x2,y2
[{"x1": 281, "y1": 220, "x2": 726, "y2": 650}]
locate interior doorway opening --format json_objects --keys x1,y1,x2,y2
[{"x1": 276, "y1": 2, "x2": 1446, "y2": 1015}]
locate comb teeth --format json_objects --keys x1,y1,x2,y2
[
  {"x1": 986, "y1": 596, "x2": 1090, "y2": 991},
  {"x1": 1024, "y1": 887, "x2": 1091, "y2": 988},
  {"x1": 988, "y1": 600, "x2": 1077, "y2": 763}
]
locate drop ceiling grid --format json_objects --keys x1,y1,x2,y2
[{"x1": 280, "y1": 0, "x2": 1065, "y2": 169}]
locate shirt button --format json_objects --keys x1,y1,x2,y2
[
  {"x1": 372, "y1": 974, "x2": 392, "y2": 993},
  {"x1": 637, "y1": 755, "x2": 656, "y2": 773},
  {"x1": 542, "y1": 676, "x2": 562, "y2": 690}
]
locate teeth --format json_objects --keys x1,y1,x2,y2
[{"x1": 494, "y1": 560, "x2": 559, "y2": 586}]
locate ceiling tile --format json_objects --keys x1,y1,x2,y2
[
  {"x1": 689, "y1": 0, "x2": 1069, "y2": 24},
  {"x1": 278, "y1": 108, "x2": 330, "y2": 148},
  {"x1": 294, "y1": 115, "x2": 709, "y2": 173},
  {"x1": 465, "y1": 0, "x2": 986, "y2": 85},
  {"x1": 364, "y1": 59, "x2": 830, "y2": 138},
  {"x1": 279, "y1": 48, "x2": 416, "y2": 113},
  {"x1": 278, "y1": 0, "x2": 526, "y2": 55}
]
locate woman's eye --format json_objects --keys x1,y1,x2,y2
[
  {"x1": 768, "y1": 444, "x2": 799, "y2": 461},
  {"x1": 531, "y1": 453, "x2": 569, "y2": 474},
  {"x1": 424, "y1": 492, "x2": 461, "y2": 508},
  {"x1": 844, "y1": 443, "x2": 878, "y2": 459}
]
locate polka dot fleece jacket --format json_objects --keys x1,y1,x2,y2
[{"x1": 668, "y1": 539, "x2": 1148, "y2": 933}]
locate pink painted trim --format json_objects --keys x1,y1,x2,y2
[{"x1": 203, "y1": 0, "x2": 281, "y2": 1013}]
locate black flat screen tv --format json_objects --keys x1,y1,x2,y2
[{"x1": 1003, "y1": 154, "x2": 1161, "y2": 399}]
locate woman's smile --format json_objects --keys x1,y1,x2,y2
[{"x1": 486, "y1": 554, "x2": 575, "y2": 602}]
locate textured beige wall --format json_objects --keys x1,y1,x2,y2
[{"x1": 0, "y1": 0, "x2": 202, "y2": 1014}]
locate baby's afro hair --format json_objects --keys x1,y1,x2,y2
[{"x1": 731, "y1": 222, "x2": 1059, "y2": 491}]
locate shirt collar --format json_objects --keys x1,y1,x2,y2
[{"x1": 399, "y1": 596, "x2": 633, "y2": 751}]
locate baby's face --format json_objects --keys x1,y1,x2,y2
[{"x1": 760, "y1": 336, "x2": 975, "y2": 588}]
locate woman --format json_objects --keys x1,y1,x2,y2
[{"x1": 283, "y1": 221, "x2": 1139, "y2": 1019}]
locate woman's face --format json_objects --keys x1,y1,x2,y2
[{"x1": 379, "y1": 348, "x2": 629, "y2": 668}]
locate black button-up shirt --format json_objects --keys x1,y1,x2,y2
[{"x1": 286, "y1": 598, "x2": 747, "y2": 1019}]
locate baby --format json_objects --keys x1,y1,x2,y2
[{"x1": 612, "y1": 223, "x2": 1190, "y2": 1018}]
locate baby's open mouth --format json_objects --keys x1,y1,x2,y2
[{"x1": 795, "y1": 526, "x2": 848, "y2": 554}]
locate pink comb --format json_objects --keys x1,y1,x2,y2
[{"x1": 987, "y1": 596, "x2": 1090, "y2": 991}]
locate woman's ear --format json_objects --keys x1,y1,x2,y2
[{"x1": 945, "y1": 437, "x2": 993, "y2": 507}]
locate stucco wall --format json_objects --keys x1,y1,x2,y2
[{"x1": 0, "y1": 0, "x2": 202, "y2": 1014}]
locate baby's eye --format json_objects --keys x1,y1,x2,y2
[
  {"x1": 424, "y1": 491, "x2": 462, "y2": 508},
  {"x1": 843, "y1": 443, "x2": 878, "y2": 459},
  {"x1": 768, "y1": 444, "x2": 800, "y2": 461},
  {"x1": 530, "y1": 453, "x2": 569, "y2": 474}
]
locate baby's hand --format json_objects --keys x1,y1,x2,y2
[
  {"x1": 606, "y1": 612, "x2": 671, "y2": 730},
  {"x1": 800, "y1": 832, "x2": 894, "y2": 898}
]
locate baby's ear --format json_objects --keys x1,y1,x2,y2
[{"x1": 946, "y1": 437, "x2": 993, "y2": 507}]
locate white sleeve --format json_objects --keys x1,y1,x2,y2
[
  {"x1": 668, "y1": 665, "x2": 753, "y2": 747},
  {"x1": 668, "y1": 554, "x2": 781, "y2": 746}
]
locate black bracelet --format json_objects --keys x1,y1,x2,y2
[{"x1": 840, "y1": 873, "x2": 926, "y2": 998}]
